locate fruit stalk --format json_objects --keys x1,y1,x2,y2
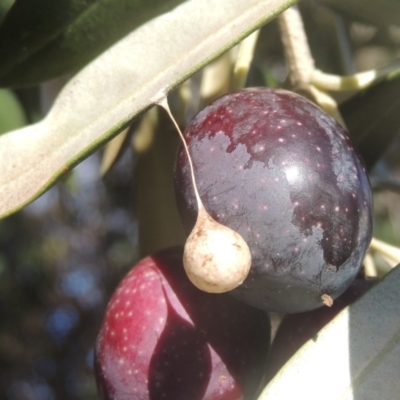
[{"x1": 160, "y1": 97, "x2": 251, "y2": 293}]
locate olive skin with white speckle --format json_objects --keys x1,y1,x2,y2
[
  {"x1": 94, "y1": 247, "x2": 271, "y2": 400},
  {"x1": 174, "y1": 88, "x2": 373, "y2": 313}
]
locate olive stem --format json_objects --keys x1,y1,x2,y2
[
  {"x1": 231, "y1": 29, "x2": 260, "y2": 91},
  {"x1": 132, "y1": 107, "x2": 159, "y2": 154},
  {"x1": 310, "y1": 58, "x2": 400, "y2": 91},
  {"x1": 363, "y1": 253, "x2": 378, "y2": 278},
  {"x1": 199, "y1": 52, "x2": 233, "y2": 106},
  {"x1": 278, "y1": 5, "x2": 314, "y2": 92},
  {"x1": 158, "y1": 97, "x2": 203, "y2": 210},
  {"x1": 369, "y1": 237, "x2": 400, "y2": 267},
  {"x1": 308, "y1": 86, "x2": 347, "y2": 128},
  {"x1": 100, "y1": 126, "x2": 130, "y2": 177},
  {"x1": 278, "y1": 5, "x2": 347, "y2": 128}
]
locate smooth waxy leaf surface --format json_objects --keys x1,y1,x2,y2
[
  {"x1": 258, "y1": 265, "x2": 400, "y2": 400},
  {"x1": 0, "y1": 0, "x2": 296, "y2": 219}
]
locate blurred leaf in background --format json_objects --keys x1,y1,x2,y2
[
  {"x1": 0, "y1": 89, "x2": 27, "y2": 134},
  {"x1": 0, "y1": 0, "x2": 186, "y2": 87},
  {"x1": 341, "y1": 69, "x2": 400, "y2": 171}
]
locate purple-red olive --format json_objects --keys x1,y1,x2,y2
[{"x1": 95, "y1": 247, "x2": 271, "y2": 400}]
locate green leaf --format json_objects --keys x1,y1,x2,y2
[
  {"x1": 0, "y1": 89, "x2": 26, "y2": 134},
  {"x1": 340, "y1": 68, "x2": 400, "y2": 170},
  {"x1": 0, "y1": 0, "x2": 14, "y2": 21},
  {"x1": 0, "y1": 0, "x2": 97, "y2": 79},
  {"x1": 0, "y1": 0, "x2": 186, "y2": 87},
  {"x1": 258, "y1": 265, "x2": 400, "y2": 400},
  {"x1": 318, "y1": 0, "x2": 400, "y2": 27},
  {"x1": 0, "y1": 0, "x2": 296, "y2": 219}
]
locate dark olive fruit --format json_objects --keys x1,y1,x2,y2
[
  {"x1": 94, "y1": 247, "x2": 271, "y2": 400},
  {"x1": 174, "y1": 88, "x2": 373, "y2": 313},
  {"x1": 265, "y1": 277, "x2": 377, "y2": 381}
]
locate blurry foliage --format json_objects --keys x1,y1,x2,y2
[
  {"x1": 0, "y1": 152, "x2": 139, "y2": 399},
  {"x1": 0, "y1": 89, "x2": 26, "y2": 134},
  {"x1": 0, "y1": 0, "x2": 186, "y2": 87},
  {"x1": 0, "y1": 0, "x2": 400, "y2": 399}
]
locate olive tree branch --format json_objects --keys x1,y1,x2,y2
[{"x1": 278, "y1": 5, "x2": 347, "y2": 127}]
